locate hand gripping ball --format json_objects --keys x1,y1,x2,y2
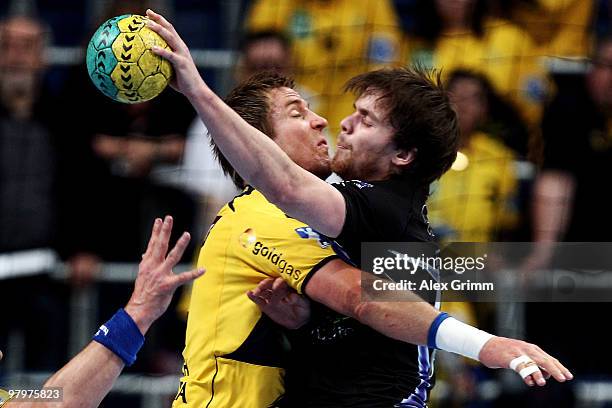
[{"x1": 86, "y1": 14, "x2": 173, "y2": 103}]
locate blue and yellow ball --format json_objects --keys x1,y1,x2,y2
[{"x1": 86, "y1": 14, "x2": 173, "y2": 103}]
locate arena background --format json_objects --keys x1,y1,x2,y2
[{"x1": 1, "y1": 0, "x2": 611, "y2": 407}]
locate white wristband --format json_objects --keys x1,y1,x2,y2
[{"x1": 435, "y1": 316, "x2": 494, "y2": 361}]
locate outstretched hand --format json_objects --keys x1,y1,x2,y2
[
  {"x1": 479, "y1": 336, "x2": 573, "y2": 387},
  {"x1": 248, "y1": 277, "x2": 311, "y2": 329},
  {"x1": 145, "y1": 9, "x2": 206, "y2": 99},
  {"x1": 125, "y1": 216, "x2": 204, "y2": 334}
]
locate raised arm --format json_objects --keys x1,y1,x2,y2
[
  {"x1": 249, "y1": 259, "x2": 574, "y2": 387},
  {"x1": 6, "y1": 217, "x2": 203, "y2": 408},
  {"x1": 145, "y1": 10, "x2": 346, "y2": 237}
]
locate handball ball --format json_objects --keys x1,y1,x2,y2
[{"x1": 86, "y1": 14, "x2": 173, "y2": 103}]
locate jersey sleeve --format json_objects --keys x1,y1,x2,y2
[{"x1": 241, "y1": 216, "x2": 341, "y2": 294}]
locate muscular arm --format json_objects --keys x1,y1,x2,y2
[
  {"x1": 251, "y1": 259, "x2": 574, "y2": 386},
  {"x1": 145, "y1": 10, "x2": 346, "y2": 238},
  {"x1": 7, "y1": 341, "x2": 124, "y2": 408},
  {"x1": 5, "y1": 217, "x2": 203, "y2": 408},
  {"x1": 305, "y1": 259, "x2": 438, "y2": 345}
]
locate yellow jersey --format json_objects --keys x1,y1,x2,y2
[
  {"x1": 246, "y1": 0, "x2": 403, "y2": 137},
  {"x1": 172, "y1": 187, "x2": 339, "y2": 408},
  {"x1": 427, "y1": 132, "x2": 518, "y2": 242},
  {"x1": 511, "y1": 0, "x2": 593, "y2": 59},
  {"x1": 404, "y1": 18, "x2": 550, "y2": 126}
]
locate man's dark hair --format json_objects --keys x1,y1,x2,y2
[
  {"x1": 344, "y1": 66, "x2": 459, "y2": 185},
  {"x1": 412, "y1": 0, "x2": 487, "y2": 43},
  {"x1": 212, "y1": 71, "x2": 295, "y2": 189},
  {"x1": 447, "y1": 68, "x2": 529, "y2": 157}
]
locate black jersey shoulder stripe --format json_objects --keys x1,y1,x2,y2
[{"x1": 228, "y1": 185, "x2": 255, "y2": 212}]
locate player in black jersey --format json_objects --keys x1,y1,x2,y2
[{"x1": 146, "y1": 9, "x2": 573, "y2": 408}]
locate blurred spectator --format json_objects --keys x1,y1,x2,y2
[
  {"x1": 405, "y1": 0, "x2": 550, "y2": 133},
  {"x1": 428, "y1": 70, "x2": 521, "y2": 242},
  {"x1": 234, "y1": 30, "x2": 320, "y2": 110},
  {"x1": 0, "y1": 15, "x2": 55, "y2": 250},
  {"x1": 507, "y1": 0, "x2": 594, "y2": 59},
  {"x1": 246, "y1": 0, "x2": 403, "y2": 137},
  {"x1": 235, "y1": 30, "x2": 292, "y2": 81},
  {"x1": 525, "y1": 37, "x2": 612, "y2": 394},
  {"x1": 533, "y1": 36, "x2": 612, "y2": 243},
  {"x1": 238, "y1": 30, "x2": 323, "y2": 114},
  {"x1": 0, "y1": 14, "x2": 66, "y2": 371},
  {"x1": 53, "y1": 0, "x2": 196, "y2": 375}
]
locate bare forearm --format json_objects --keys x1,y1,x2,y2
[
  {"x1": 306, "y1": 260, "x2": 439, "y2": 345},
  {"x1": 5, "y1": 217, "x2": 202, "y2": 408},
  {"x1": 354, "y1": 298, "x2": 440, "y2": 345},
  {"x1": 6, "y1": 343, "x2": 124, "y2": 408}
]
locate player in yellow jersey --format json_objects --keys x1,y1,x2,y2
[
  {"x1": 174, "y1": 188, "x2": 341, "y2": 406},
  {"x1": 172, "y1": 73, "x2": 436, "y2": 408}
]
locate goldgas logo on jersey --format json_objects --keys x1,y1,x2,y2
[
  {"x1": 252, "y1": 241, "x2": 302, "y2": 280},
  {"x1": 295, "y1": 227, "x2": 332, "y2": 249},
  {"x1": 239, "y1": 228, "x2": 257, "y2": 248}
]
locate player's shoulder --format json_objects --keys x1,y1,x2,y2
[
  {"x1": 333, "y1": 178, "x2": 421, "y2": 204},
  {"x1": 222, "y1": 186, "x2": 284, "y2": 215}
]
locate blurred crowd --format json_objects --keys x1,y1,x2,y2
[{"x1": 0, "y1": 0, "x2": 611, "y2": 407}]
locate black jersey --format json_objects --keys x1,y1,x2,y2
[{"x1": 282, "y1": 178, "x2": 436, "y2": 408}]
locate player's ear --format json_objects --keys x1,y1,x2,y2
[{"x1": 392, "y1": 147, "x2": 417, "y2": 169}]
